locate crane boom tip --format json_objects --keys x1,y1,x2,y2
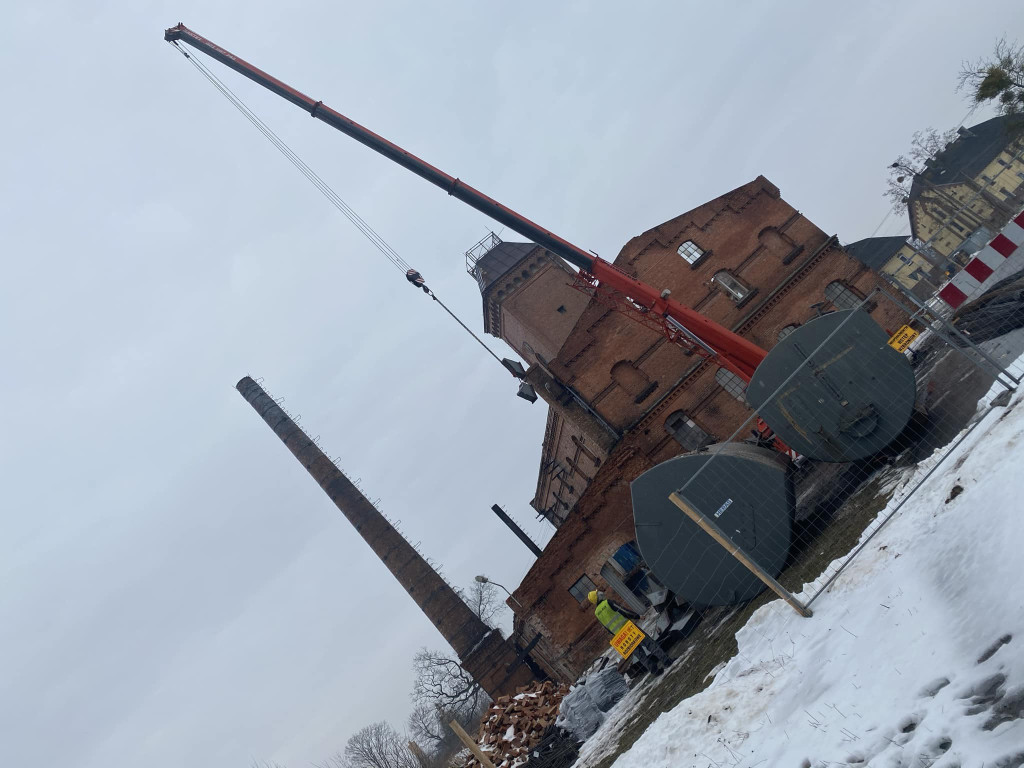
[{"x1": 164, "y1": 23, "x2": 186, "y2": 43}]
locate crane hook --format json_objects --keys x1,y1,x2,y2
[{"x1": 405, "y1": 268, "x2": 430, "y2": 294}]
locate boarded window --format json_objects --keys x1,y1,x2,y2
[
  {"x1": 665, "y1": 410, "x2": 712, "y2": 451},
  {"x1": 569, "y1": 574, "x2": 597, "y2": 605},
  {"x1": 611, "y1": 361, "x2": 648, "y2": 395},
  {"x1": 825, "y1": 281, "x2": 863, "y2": 311},
  {"x1": 712, "y1": 271, "x2": 750, "y2": 302},
  {"x1": 715, "y1": 367, "x2": 747, "y2": 402},
  {"x1": 757, "y1": 226, "x2": 789, "y2": 256},
  {"x1": 677, "y1": 240, "x2": 705, "y2": 265},
  {"x1": 611, "y1": 360, "x2": 656, "y2": 402}
]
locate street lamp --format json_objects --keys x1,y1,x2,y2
[
  {"x1": 476, "y1": 576, "x2": 553, "y2": 677},
  {"x1": 475, "y1": 574, "x2": 522, "y2": 609}
]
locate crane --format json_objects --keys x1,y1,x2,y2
[
  {"x1": 164, "y1": 24, "x2": 932, "y2": 466},
  {"x1": 163, "y1": 23, "x2": 768, "y2": 385},
  {"x1": 162, "y1": 25, "x2": 920, "y2": 611}
]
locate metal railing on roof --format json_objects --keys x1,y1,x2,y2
[{"x1": 465, "y1": 231, "x2": 503, "y2": 277}]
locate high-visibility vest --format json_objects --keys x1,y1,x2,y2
[{"x1": 595, "y1": 600, "x2": 628, "y2": 634}]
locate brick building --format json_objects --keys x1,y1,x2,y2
[{"x1": 470, "y1": 177, "x2": 906, "y2": 680}]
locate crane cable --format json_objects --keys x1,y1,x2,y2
[{"x1": 170, "y1": 41, "x2": 507, "y2": 368}]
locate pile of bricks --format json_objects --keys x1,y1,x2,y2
[{"x1": 466, "y1": 681, "x2": 571, "y2": 768}]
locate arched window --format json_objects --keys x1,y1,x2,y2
[
  {"x1": 712, "y1": 271, "x2": 750, "y2": 302},
  {"x1": 665, "y1": 411, "x2": 712, "y2": 451},
  {"x1": 611, "y1": 361, "x2": 647, "y2": 396},
  {"x1": 677, "y1": 240, "x2": 705, "y2": 265},
  {"x1": 758, "y1": 226, "x2": 787, "y2": 255},
  {"x1": 778, "y1": 324, "x2": 799, "y2": 341},
  {"x1": 825, "y1": 281, "x2": 864, "y2": 310},
  {"x1": 715, "y1": 367, "x2": 747, "y2": 402}
]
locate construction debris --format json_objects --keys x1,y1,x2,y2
[{"x1": 464, "y1": 680, "x2": 570, "y2": 768}]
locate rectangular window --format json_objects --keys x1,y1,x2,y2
[
  {"x1": 569, "y1": 575, "x2": 597, "y2": 605},
  {"x1": 665, "y1": 411, "x2": 712, "y2": 451},
  {"x1": 712, "y1": 271, "x2": 750, "y2": 302},
  {"x1": 715, "y1": 367, "x2": 748, "y2": 402},
  {"x1": 677, "y1": 240, "x2": 705, "y2": 265}
]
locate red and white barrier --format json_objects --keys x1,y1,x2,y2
[{"x1": 937, "y1": 209, "x2": 1024, "y2": 310}]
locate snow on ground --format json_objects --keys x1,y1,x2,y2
[{"x1": 592, "y1": 381, "x2": 1024, "y2": 767}]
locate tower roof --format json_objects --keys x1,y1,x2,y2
[{"x1": 469, "y1": 240, "x2": 538, "y2": 295}]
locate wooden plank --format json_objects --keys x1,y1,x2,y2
[
  {"x1": 668, "y1": 491, "x2": 812, "y2": 618},
  {"x1": 449, "y1": 720, "x2": 498, "y2": 768},
  {"x1": 407, "y1": 741, "x2": 429, "y2": 767}
]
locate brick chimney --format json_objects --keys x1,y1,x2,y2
[{"x1": 235, "y1": 376, "x2": 540, "y2": 696}]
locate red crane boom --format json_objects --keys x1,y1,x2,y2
[{"x1": 164, "y1": 24, "x2": 769, "y2": 382}]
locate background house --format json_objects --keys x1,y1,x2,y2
[
  {"x1": 844, "y1": 235, "x2": 943, "y2": 300},
  {"x1": 908, "y1": 115, "x2": 1024, "y2": 261}
]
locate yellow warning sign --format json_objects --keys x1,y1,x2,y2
[
  {"x1": 888, "y1": 325, "x2": 919, "y2": 353},
  {"x1": 610, "y1": 620, "x2": 646, "y2": 659}
]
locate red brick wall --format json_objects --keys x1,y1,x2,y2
[
  {"x1": 484, "y1": 250, "x2": 590, "y2": 366},
  {"x1": 510, "y1": 177, "x2": 909, "y2": 678}
]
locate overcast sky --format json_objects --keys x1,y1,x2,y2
[{"x1": 2, "y1": 2, "x2": 1021, "y2": 766}]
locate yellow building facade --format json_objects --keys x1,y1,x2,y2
[
  {"x1": 908, "y1": 116, "x2": 1024, "y2": 260},
  {"x1": 844, "y1": 237, "x2": 942, "y2": 300}
]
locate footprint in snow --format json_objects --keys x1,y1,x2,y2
[
  {"x1": 921, "y1": 734, "x2": 953, "y2": 757},
  {"x1": 984, "y1": 685, "x2": 1024, "y2": 731},
  {"x1": 992, "y1": 751, "x2": 1024, "y2": 768},
  {"x1": 958, "y1": 671, "x2": 1007, "y2": 715},
  {"x1": 977, "y1": 633, "x2": 1013, "y2": 664},
  {"x1": 897, "y1": 713, "x2": 920, "y2": 734},
  {"x1": 918, "y1": 677, "x2": 950, "y2": 698}
]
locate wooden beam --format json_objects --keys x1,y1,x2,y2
[
  {"x1": 407, "y1": 741, "x2": 429, "y2": 767},
  {"x1": 668, "y1": 491, "x2": 812, "y2": 617},
  {"x1": 449, "y1": 720, "x2": 498, "y2": 768}
]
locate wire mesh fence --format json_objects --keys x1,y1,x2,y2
[{"x1": 635, "y1": 283, "x2": 1024, "y2": 619}]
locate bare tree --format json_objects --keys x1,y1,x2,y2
[
  {"x1": 959, "y1": 38, "x2": 1024, "y2": 118},
  {"x1": 411, "y1": 648, "x2": 489, "y2": 712},
  {"x1": 320, "y1": 722, "x2": 419, "y2": 768},
  {"x1": 884, "y1": 127, "x2": 959, "y2": 212},
  {"x1": 406, "y1": 696, "x2": 490, "y2": 759},
  {"x1": 409, "y1": 578, "x2": 501, "y2": 714},
  {"x1": 404, "y1": 579, "x2": 500, "y2": 762},
  {"x1": 465, "y1": 579, "x2": 500, "y2": 627},
  {"x1": 407, "y1": 703, "x2": 452, "y2": 753}
]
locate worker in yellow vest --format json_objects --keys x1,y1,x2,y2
[{"x1": 588, "y1": 590, "x2": 671, "y2": 676}]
